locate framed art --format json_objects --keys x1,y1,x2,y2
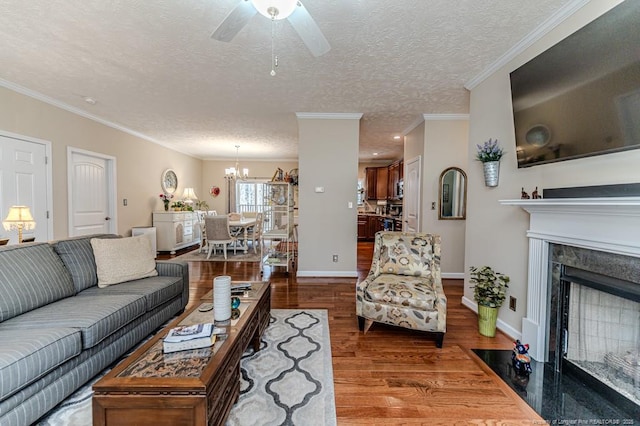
[{"x1": 161, "y1": 169, "x2": 178, "y2": 194}]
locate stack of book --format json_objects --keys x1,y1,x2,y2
[{"x1": 163, "y1": 323, "x2": 216, "y2": 354}]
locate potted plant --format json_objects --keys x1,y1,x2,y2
[
  {"x1": 475, "y1": 138, "x2": 505, "y2": 187},
  {"x1": 159, "y1": 193, "x2": 173, "y2": 211},
  {"x1": 469, "y1": 265, "x2": 510, "y2": 337}
]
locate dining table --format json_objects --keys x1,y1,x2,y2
[{"x1": 228, "y1": 217, "x2": 257, "y2": 253}]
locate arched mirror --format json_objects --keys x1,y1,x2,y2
[{"x1": 439, "y1": 167, "x2": 467, "y2": 220}]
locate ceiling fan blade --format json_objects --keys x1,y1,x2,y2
[
  {"x1": 287, "y1": 2, "x2": 331, "y2": 57},
  {"x1": 211, "y1": 0, "x2": 257, "y2": 42}
]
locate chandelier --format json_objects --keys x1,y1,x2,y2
[{"x1": 225, "y1": 145, "x2": 249, "y2": 180}]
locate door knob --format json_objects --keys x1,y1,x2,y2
[{"x1": 105, "y1": 217, "x2": 111, "y2": 221}]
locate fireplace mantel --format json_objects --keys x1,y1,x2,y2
[
  {"x1": 500, "y1": 197, "x2": 640, "y2": 361},
  {"x1": 500, "y1": 197, "x2": 640, "y2": 257}
]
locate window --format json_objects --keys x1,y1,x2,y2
[{"x1": 235, "y1": 180, "x2": 268, "y2": 213}]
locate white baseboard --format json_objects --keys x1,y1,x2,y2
[
  {"x1": 461, "y1": 296, "x2": 521, "y2": 341},
  {"x1": 442, "y1": 272, "x2": 464, "y2": 279},
  {"x1": 296, "y1": 270, "x2": 359, "y2": 278}
]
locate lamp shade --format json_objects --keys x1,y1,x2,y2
[
  {"x1": 182, "y1": 188, "x2": 198, "y2": 203},
  {"x1": 3, "y1": 205, "x2": 36, "y2": 231},
  {"x1": 251, "y1": 0, "x2": 297, "y2": 20}
]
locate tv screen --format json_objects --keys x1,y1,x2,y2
[{"x1": 510, "y1": 0, "x2": 640, "y2": 168}]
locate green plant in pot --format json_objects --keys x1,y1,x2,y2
[{"x1": 469, "y1": 265, "x2": 510, "y2": 337}]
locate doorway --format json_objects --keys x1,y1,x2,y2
[
  {"x1": 67, "y1": 148, "x2": 117, "y2": 236},
  {"x1": 0, "y1": 131, "x2": 53, "y2": 243}
]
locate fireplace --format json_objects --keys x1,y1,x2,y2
[
  {"x1": 500, "y1": 188, "x2": 640, "y2": 413},
  {"x1": 548, "y1": 245, "x2": 640, "y2": 409}
]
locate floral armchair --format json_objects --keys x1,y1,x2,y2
[{"x1": 356, "y1": 231, "x2": 447, "y2": 347}]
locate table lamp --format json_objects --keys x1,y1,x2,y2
[
  {"x1": 182, "y1": 188, "x2": 198, "y2": 204},
  {"x1": 3, "y1": 205, "x2": 36, "y2": 243}
]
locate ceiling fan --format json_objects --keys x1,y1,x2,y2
[{"x1": 211, "y1": 0, "x2": 331, "y2": 58}]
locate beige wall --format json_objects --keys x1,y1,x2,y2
[
  {"x1": 0, "y1": 86, "x2": 201, "y2": 238},
  {"x1": 201, "y1": 160, "x2": 299, "y2": 214},
  {"x1": 422, "y1": 118, "x2": 468, "y2": 275},
  {"x1": 464, "y1": 0, "x2": 636, "y2": 336},
  {"x1": 297, "y1": 114, "x2": 360, "y2": 277}
]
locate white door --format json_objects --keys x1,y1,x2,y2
[
  {"x1": 404, "y1": 156, "x2": 421, "y2": 233},
  {"x1": 68, "y1": 149, "x2": 116, "y2": 236},
  {"x1": 0, "y1": 131, "x2": 52, "y2": 243}
]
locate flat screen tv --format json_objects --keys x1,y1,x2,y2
[{"x1": 510, "y1": 0, "x2": 640, "y2": 168}]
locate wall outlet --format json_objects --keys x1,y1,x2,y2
[
  {"x1": 509, "y1": 296, "x2": 517, "y2": 311},
  {"x1": 431, "y1": 202, "x2": 436, "y2": 210},
  {"x1": 332, "y1": 254, "x2": 338, "y2": 262}
]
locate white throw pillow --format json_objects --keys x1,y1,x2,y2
[{"x1": 91, "y1": 235, "x2": 158, "y2": 287}]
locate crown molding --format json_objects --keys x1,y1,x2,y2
[
  {"x1": 464, "y1": 0, "x2": 590, "y2": 90},
  {"x1": 296, "y1": 112, "x2": 363, "y2": 120},
  {"x1": 423, "y1": 114, "x2": 469, "y2": 121},
  {"x1": 0, "y1": 78, "x2": 199, "y2": 159}
]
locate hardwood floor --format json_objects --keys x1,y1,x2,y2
[{"x1": 165, "y1": 242, "x2": 543, "y2": 424}]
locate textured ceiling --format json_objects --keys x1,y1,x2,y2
[{"x1": 0, "y1": 0, "x2": 574, "y2": 161}]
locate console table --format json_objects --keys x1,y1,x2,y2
[{"x1": 153, "y1": 211, "x2": 199, "y2": 253}]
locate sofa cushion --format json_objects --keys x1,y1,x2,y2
[
  {"x1": 0, "y1": 294, "x2": 146, "y2": 349},
  {"x1": 91, "y1": 236, "x2": 158, "y2": 287},
  {"x1": 0, "y1": 243, "x2": 75, "y2": 322},
  {"x1": 377, "y1": 233, "x2": 435, "y2": 277},
  {"x1": 365, "y1": 274, "x2": 437, "y2": 311},
  {"x1": 52, "y1": 234, "x2": 120, "y2": 293},
  {"x1": 79, "y1": 275, "x2": 183, "y2": 311},
  {"x1": 0, "y1": 327, "x2": 81, "y2": 401}
]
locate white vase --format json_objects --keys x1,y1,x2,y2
[
  {"x1": 483, "y1": 161, "x2": 500, "y2": 187},
  {"x1": 213, "y1": 275, "x2": 231, "y2": 321}
]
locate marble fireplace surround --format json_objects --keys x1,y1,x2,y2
[{"x1": 500, "y1": 196, "x2": 640, "y2": 361}]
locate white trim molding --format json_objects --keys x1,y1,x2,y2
[
  {"x1": 295, "y1": 113, "x2": 363, "y2": 120},
  {"x1": 464, "y1": 0, "x2": 590, "y2": 90},
  {"x1": 0, "y1": 78, "x2": 198, "y2": 159},
  {"x1": 423, "y1": 114, "x2": 469, "y2": 121}
]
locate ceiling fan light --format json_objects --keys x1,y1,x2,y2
[{"x1": 251, "y1": 0, "x2": 298, "y2": 20}]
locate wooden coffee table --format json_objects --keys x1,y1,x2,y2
[{"x1": 93, "y1": 281, "x2": 271, "y2": 426}]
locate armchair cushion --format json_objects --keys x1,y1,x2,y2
[
  {"x1": 365, "y1": 274, "x2": 436, "y2": 311},
  {"x1": 378, "y1": 234, "x2": 435, "y2": 277}
]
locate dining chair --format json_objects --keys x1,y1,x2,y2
[
  {"x1": 245, "y1": 212, "x2": 264, "y2": 254},
  {"x1": 204, "y1": 216, "x2": 237, "y2": 259}
]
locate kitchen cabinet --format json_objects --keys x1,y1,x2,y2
[
  {"x1": 365, "y1": 167, "x2": 377, "y2": 200},
  {"x1": 357, "y1": 215, "x2": 369, "y2": 241},
  {"x1": 366, "y1": 161, "x2": 403, "y2": 200},
  {"x1": 153, "y1": 211, "x2": 198, "y2": 254},
  {"x1": 387, "y1": 160, "x2": 404, "y2": 200},
  {"x1": 357, "y1": 215, "x2": 386, "y2": 241},
  {"x1": 365, "y1": 166, "x2": 389, "y2": 200},
  {"x1": 375, "y1": 167, "x2": 389, "y2": 200}
]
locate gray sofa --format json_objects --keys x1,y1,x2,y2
[{"x1": 0, "y1": 234, "x2": 189, "y2": 426}]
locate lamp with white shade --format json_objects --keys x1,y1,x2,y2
[
  {"x1": 3, "y1": 205, "x2": 36, "y2": 243},
  {"x1": 182, "y1": 188, "x2": 198, "y2": 204}
]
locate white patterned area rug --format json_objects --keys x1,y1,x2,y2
[{"x1": 36, "y1": 309, "x2": 336, "y2": 426}]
